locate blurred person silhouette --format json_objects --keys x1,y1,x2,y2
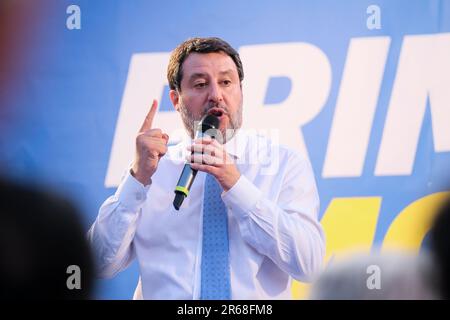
[
  {"x1": 1, "y1": 0, "x2": 48, "y2": 118},
  {"x1": 308, "y1": 251, "x2": 439, "y2": 300},
  {"x1": 0, "y1": 1, "x2": 93, "y2": 300},
  {"x1": 429, "y1": 196, "x2": 450, "y2": 299},
  {"x1": 0, "y1": 177, "x2": 94, "y2": 299}
]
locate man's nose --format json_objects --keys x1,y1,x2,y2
[{"x1": 208, "y1": 82, "x2": 223, "y2": 103}]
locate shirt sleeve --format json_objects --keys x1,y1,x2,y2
[
  {"x1": 87, "y1": 170, "x2": 150, "y2": 278},
  {"x1": 222, "y1": 152, "x2": 325, "y2": 282}
]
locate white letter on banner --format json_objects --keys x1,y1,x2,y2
[
  {"x1": 375, "y1": 33, "x2": 450, "y2": 176},
  {"x1": 239, "y1": 43, "x2": 331, "y2": 163},
  {"x1": 322, "y1": 37, "x2": 391, "y2": 178},
  {"x1": 105, "y1": 53, "x2": 183, "y2": 187}
]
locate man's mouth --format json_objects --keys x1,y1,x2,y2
[{"x1": 207, "y1": 107, "x2": 227, "y2": 118}]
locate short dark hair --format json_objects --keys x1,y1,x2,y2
[{"x1": 167, "y1": 37, "x2": 244, "y2": 91}]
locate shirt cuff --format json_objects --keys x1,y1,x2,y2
[
  {"x1": 115, "y1": 170, "x2": 151, "y2": 212},
  {"x1": 222, "y1": 175, "x2": 262, "y2": 219}
]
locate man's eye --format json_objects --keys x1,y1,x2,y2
[
  {"x1": 222, "y1": 80, "x2": 231, "y2": 86},
  {"x1": 195, "y1": 82, "x2": 207, "y2": 88}
]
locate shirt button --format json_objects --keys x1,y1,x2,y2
[{"x1": 255, "y1": 202, "x2": 262, "y2": 210}]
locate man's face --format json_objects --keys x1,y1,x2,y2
[{"x1": 170, "y1": 52, "x2": 243, "y2": 143}]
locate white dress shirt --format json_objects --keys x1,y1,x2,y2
[{"x1": 88, "y1": 130, "x2": 325, "y2": 299}]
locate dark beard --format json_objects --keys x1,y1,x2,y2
[{"x1": 178, "y1": 101, "x2": 242, "y2": 143}]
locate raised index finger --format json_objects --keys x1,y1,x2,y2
[{"x1": 139, "y1": 99, "x2": 158, "y2": 133}]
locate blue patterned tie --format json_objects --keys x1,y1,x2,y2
[{"x1": 200, "y1": 174, "x2": 231, "y2": 300}]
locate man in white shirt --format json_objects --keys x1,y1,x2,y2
[{"x1": 88, "y1": 37, "x2": 325, "y2": 299}]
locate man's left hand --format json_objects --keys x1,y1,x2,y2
[{"x1": 187, "y1": 137, "x2": 241, "y2": 192}]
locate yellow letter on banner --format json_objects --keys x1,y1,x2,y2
[
  {"x1": 292, "y1": 197, "x2": 381, "y2": 299},
  {"x1": 382, "y1": 191, "x2": 450, "y2": 252}
]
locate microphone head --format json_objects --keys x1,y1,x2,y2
[
  {"x1": 198, "y1": 114, "x2": 220, "y2": 136},
  {"x1": 199, "y1": 114, "x2": 220, "y2": 132}
]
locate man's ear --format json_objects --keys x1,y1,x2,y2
[{"x1": 169, "y1": 89, "x2": 180, "y2": 112}]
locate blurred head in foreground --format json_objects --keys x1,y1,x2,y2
[
  {"x1": 0, "y1": 178, "x2": 93, "y2": 299},
  {"x1": 429, "y1": 197, "x2": 450, "y2": 299},
  {"x1": 309, "y1": 251, "x2": 439, "y2": 300}
]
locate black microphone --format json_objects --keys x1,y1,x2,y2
[{"x1": 173, "y1": 114, "x2": 220, "y2": 210}]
